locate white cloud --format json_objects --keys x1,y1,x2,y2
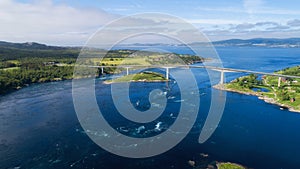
[
  {"x1": 0, "y1": 0, "x2": 118, "y2": 45},
  {"x1": 203, "y1": 19, "x2": 300, "y2": 41},
  {"x1": 197, "y1": 5, "x2": 300, "y2": 16},
  {"x1": 1, "y1": 0, "x2": 300, "y2": 45},
  {"x1": 187, "y1": 19, "x2": 240, "y2": 25},
  {"x1": 287, "y1": 19, "x2": 300, "y2": 27}
]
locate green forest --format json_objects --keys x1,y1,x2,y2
[{"x1": 0, "y1": 41, "x2": 205, "y2": 94}]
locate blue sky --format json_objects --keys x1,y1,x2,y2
[{"x1": 1, "y1": 0, "x2": 300, "y2": 45}]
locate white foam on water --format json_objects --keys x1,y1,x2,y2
[
  {"x1": 174, "y1": 99, "x2": 185, "y2": 103},
  {"x1": 136, "y1": 126, "x2": 145, "y2": 133},
  {"x1": 154, "y1": 122, "x2": 163, "y2": 131},
  {"x1": 167, "y1": 96, "x2": 176, "y2": 99}
]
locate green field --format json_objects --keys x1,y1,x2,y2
[
  {"x1": 2, "y1": 67, "x2": 20, "y2": 71},
  {"x1": 106, "y1": 71, "x2": 167, "y2": 83},
  {"x1": 217, "y1": 162, "x2": 246, "y2": 169},
  {"x1": 223, "y1": 66, "x2": 300, "y2": 111},
  {"x1": 90, "y1": 57, "x2": 150, "y2": 66},
  {"x1": 88, "y1": 54, "x2": 197, "y2": 66}
]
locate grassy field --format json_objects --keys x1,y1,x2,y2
[
  {"x1": 2, "y1": 67, "x2": 21, "y2": 71},
  {"x1": 7, "y1": 60, "x2": 20, "y2": 65},
  {"x1": 217, "y1": 162, "x2": 246, "y2": 169},
  {"x1": 106, "y1": 71, "x2": 167, "y2": 83},
  {"x1": 87, "y1": 53, "x2": 199, "y2": 66},
  {"x1": 223, "y1": 66, "x2": 300, "y2": 111}
]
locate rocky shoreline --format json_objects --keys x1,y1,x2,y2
[{"x1": 213, "y1": 84, "x2": 300, "y2": 113}]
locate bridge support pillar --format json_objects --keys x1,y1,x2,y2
[
  {"x1": 278, "y1": 77, "x2": 282, "y2": 87},
  {"x1": 220, "y1": 71, "x2": 225, "y2": 84},
  {"x1": 101, "y1": 67, "x2": 104, "y2": 75},
  {"x1": 126, "y1": 67, "x2": 129, "y2": 76},
  {"x1": 165, "y1": 67, "x2": 169, "y2": 80}
]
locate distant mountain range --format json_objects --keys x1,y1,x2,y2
[
  {"x1": 1, "y1": 38, "x2": 300, "y2": 51},
  {"x1": 120, "y1": 38, "x2": 300, "y2": 48},
  {"x1": 0, "y1": 41, "x2": 80, "y2": 50},
  {"x1": 211, "y1": 38, "x2": 300, "y2": 48},
  {"x1": 0, "y1": 41, "x2": 67, "y2": 50}
]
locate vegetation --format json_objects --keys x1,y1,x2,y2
[
  {"x1": 222, "y1": 66, "x2": 300, "y2": 111},
  {"x1": 0, "y1": 62, "x2": 74, "y2": 94},
  {"x1": 106, "y1": 71, "x2": 167, "y2": 83},
  {"x1": 0, "y1": 41, "x2": 206, "y2": 95},
  {"x1": 217, "y1": 162, "x2": 246, "y2": 169}
]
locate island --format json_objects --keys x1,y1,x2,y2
[
  {"x1": 217, "y1": 162, "x2": 246, "y2": 169},
  {"x1": 187, "y1": 155, "x2": 247, "y2": 169},
  {"x1": 104, "y1": 71, "x2": 168, "y2": 84},
  {"x1": 214, "y1": 66, "x2": 300, "y2": 112}
]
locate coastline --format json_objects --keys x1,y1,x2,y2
[
  {"x1": 0, "y1": 77, "x2": 73, "y2": 96},
  {"x1": 213, "y1": 84, "x2": 300, "y2": 113},
  {"x1": 103, "y1": 79, "x2": 169, "y2": 84}
]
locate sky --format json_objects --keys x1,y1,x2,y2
[{"x1": 1, "y1": 0, "x2": 300, "y2": 45}]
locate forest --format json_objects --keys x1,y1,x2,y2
[{"x1": 0, "y1": 41, "x2": 205, "y2": 94}]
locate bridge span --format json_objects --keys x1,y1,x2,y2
[{"x1": 82, "y1": 65, "x2": 300, "y2": 86}]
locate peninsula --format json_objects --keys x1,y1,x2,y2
[{"x1": 214, "y1": 66, "x2": 300, "y2": 112}]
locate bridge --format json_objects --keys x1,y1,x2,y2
[{"x1": 83, "y1": 65, "x2": 300, "y2": 87}]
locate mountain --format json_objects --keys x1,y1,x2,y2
[
  {"x1": 118, "y1": 38, "x2": 300, "y2": 48},
  {"x1": 212, "y1": 38, "x2": 300, "y2": 47},
  {"x1": 0, "y1": 41, "x2": 80, "y2": 60},
  {"x1": 0, "y1": 41, "x2": 69, "y2": 50},
  {"x1": 1, "y1": 37, "x2": 300, "y2": 59}
]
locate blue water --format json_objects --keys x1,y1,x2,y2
[{"x1": 1, "y1": 47, "x2": 300, "y2": 169}]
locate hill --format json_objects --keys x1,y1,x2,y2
[
  {"x1": 0, "y1": 41, "x2": 81, "y2": 60},
  {"x1": 212, "y1": 38, "x2": 300, "y2": 48}
]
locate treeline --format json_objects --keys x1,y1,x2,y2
[
  {"x1": 0, "y1": 65, "x2": 74, "y2": 94},
  {"x1": 0, "y1": 41, "x2": 81, "y2": 61},
  {"x1": 0, "y1": 47, "x2": 80, "y2": 60},
  {"x1": 0, "y1": 41, "x2": 207, "y2": 94},
  {"x1": 179, "y1": 55, "x2": 205, "y2": 64},
  {"x1": 0, "y1": 61, "x2": 18, "y2": 69},
  {"x1": 280, "y1": 66, "x2": 300, "y2": 76},
  {"x1": 235, "y1": 74, "x2": 261, "y2": 89}
]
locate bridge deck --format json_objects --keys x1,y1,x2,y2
[{"x1": 80, "y1": 65, "x2": 300, "y2": 79}]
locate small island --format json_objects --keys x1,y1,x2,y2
[
  {"x1": 217, "y1": 162, "x2": 246, "y2": 169},
  {"x1": 187, "y1": 156, "x2": 247, "y2": 169},
  {"x1": 104, "y1": 71, "x2": 168, "y2": 84},
  {"x1": 214, "y1": 66, "x2": 300, "y2": 112}
]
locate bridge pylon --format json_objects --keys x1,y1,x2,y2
[
  {"x1": 220, "y1": 70, "x2": 225, "y2": 85},
  {"x1": 278, "y1": 77, "x2": 282, "y2": 87},
  {"x1": 166, "y1": 67, "x2": 169, "y2": 80},
  {"x1": 124, "y1": 67, "x2": 130, "y2": 76},
  {"x1": 101, "y1": 67, "x2": 104, "y2": 75}
]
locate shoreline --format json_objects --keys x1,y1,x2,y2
[
  {"x1": 103, "y1": 79, "x2": 169, "y2": 84},
  {"x1": 213, "y1": 84, "x2": 300, "y2": 113}
]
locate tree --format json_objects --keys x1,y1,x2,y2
[{"x1": 278, "y1": 90, "x2": 290, "y2": 101}]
